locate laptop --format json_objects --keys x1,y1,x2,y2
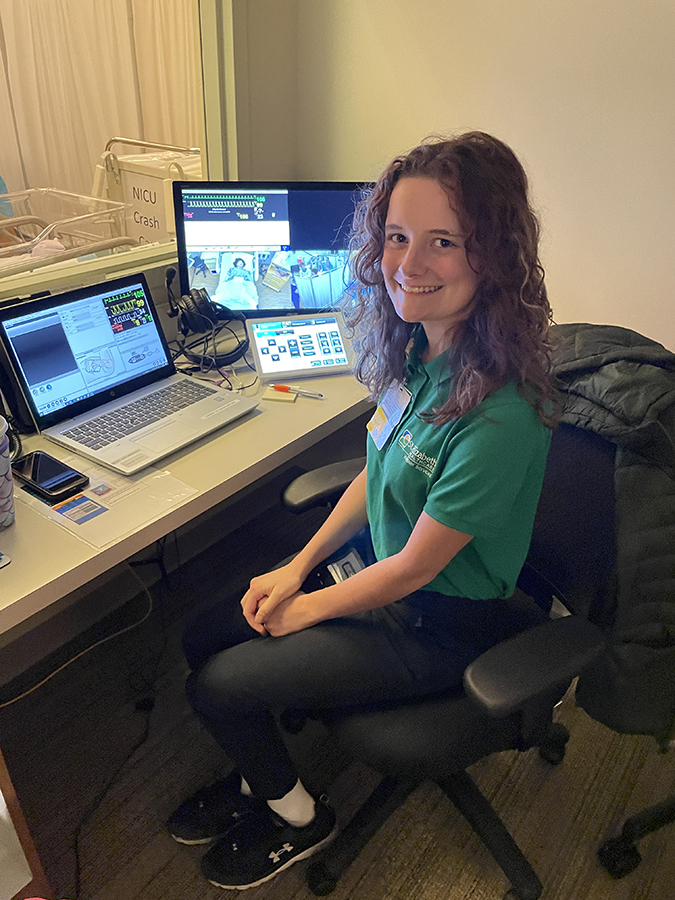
[
  {"x1": 0, "y1": 274, "x2": 259, "y2": 475},
  {"x1": 246, "y1": 311, "x2": 353, "y2": 382}
]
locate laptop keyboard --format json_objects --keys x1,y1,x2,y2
[{"x1": 61, "y1": 379, "x2": 218, "y2": 450}]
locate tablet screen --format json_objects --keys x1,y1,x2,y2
[{"x1": 247, "y1": 313, "x2": 352, "y2": 381}]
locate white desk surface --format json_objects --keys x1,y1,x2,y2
[{"x1": 0, "y1": 374, "x2": 371, "y2": 637}]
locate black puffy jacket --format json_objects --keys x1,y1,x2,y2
[{"x1": 552, "y1": 323, "x2": 675, "y2": 747}]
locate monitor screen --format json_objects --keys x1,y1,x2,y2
[{"x1": 172, "y1": 181, "x2": 365, "y2": 317}]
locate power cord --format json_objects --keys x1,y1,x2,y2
[
  {"x1": 171, "y1": 319, "x2": 250, "y2": 379},
  {"x1": 5, "y1": 418, "x2": 24, "y2": 460},
  {"x1": 0, "y1": 528, "x2": 178, "y2": 900},
  {"x1": 72, "y1": 562, "x2": 171, "y2": 900},
  {"x1": 0, "y1": 561, "x2": 169, "y2": 899},
  {"x1": 129, "y1": 533, "x2": 172, "y2": 585},
  {"x1": 170, "y1": 331, "x2": 260, "y2": 391},
  {"x1": 0, "y1": 564, "x2": 155, "y2": 712}
]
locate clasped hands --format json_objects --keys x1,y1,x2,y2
[{"x1": 241, "y1": 561, "x2": 315, "y2": 637}]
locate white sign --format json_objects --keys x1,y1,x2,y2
[{"x1": 121, "y1": 171, "x2": 171, "y2": 244}]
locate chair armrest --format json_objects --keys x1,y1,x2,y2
[
  {"x1": 282, "y1": 457, "x2": 366, "y2": 513},
  {"x1": 463, "y1": 616, "x2": 607, "y2": 718}
]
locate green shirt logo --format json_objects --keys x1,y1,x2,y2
[{"x1": 398, "y1": 429, "x2": 437, "y2": 477}]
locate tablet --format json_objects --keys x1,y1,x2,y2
[{"x1": 246, "y1": 312, "x2": 353, "y2": 381}]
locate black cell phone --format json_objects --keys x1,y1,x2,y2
[{"x1": 11, "y1": 451, "x2": 89, "y2": 502}]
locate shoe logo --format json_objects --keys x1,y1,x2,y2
[{"x1": 269, "y1": 842, "x2": 294, "y2": 865}]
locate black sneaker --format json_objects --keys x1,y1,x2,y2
[
  {"x1": 167, "y1": 770, "x2": 260, "y2": 845},
  {"x1": 200, "y1": 796, "x2": 337, "y2": 890}
]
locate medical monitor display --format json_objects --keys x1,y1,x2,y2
[{"x1": 172, "y1": 181, "x2": 364, "y2": 317}]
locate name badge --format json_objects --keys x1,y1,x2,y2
[{"x1": 367, "y1": 383, "x2": 412, "y2": 450}]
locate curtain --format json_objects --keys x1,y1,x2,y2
[{"x1": 0, "y1": 0, "x2": 202, "y2": 197}]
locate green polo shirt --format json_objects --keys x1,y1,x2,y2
[{"x1": 366, "y1": 344, "x2": 552, "y2": 599}]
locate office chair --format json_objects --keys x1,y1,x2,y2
[{"x1": 279, "y1": 423, "x2": 617, "y2": 900}]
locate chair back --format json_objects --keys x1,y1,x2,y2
[{"x1": 518, "y1": 423, "x2": 617, "y2": 625}]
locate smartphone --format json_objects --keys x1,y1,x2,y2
[{"x1": 11, "y1": 451, "x2": 89, "y2": 503}]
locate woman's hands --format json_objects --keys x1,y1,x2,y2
[
  {"x1": 241, "y1": 509, "x2": 474, "y2": 640},
  {"x1": 257, "y1": 591, "x2": 317, "y2": 637},
  {"x1": 240, "y1": 561, "x2": 306, "y2": 634},
  {"x1": 241, "y1": 465, "x2": 369, "y2": 636}
]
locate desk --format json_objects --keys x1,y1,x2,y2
[
  {"x1": 0, "y1": 373, "x2": 370, "y2": 900},
  {"x1": 0, "y1": 373, "x2": 370, "y2": 638}
]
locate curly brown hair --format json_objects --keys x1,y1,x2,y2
[{"x1": 346, "y1": 132, "x2": 558, "y2": 426}]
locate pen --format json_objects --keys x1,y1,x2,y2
[{"x1": 271, "y1": 384, "x2": 324, "y2": 399}]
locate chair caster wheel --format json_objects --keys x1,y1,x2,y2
[
  {"x1": 307, "y1": 860, "x2": 338, "y2": 896},
  {"x1": 503, "y1": 887, "x2": 542, "y2": 900},
  {"x1": 539, "y1": 743, "x2": 565, "y2": 765},
  {"x1": 539, "y1": 722, "x2": 569, "y2": 765},
  {"x1": 597, "y1": 836, "x2": 642, "y2": 878}
]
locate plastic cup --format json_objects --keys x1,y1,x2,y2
[{"x1": 0, "y1": 415, "x2": 16, "y2": 530}]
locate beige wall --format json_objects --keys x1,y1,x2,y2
[{"x1": 234, "y1": 0, "x2": 675, "y2": 350}]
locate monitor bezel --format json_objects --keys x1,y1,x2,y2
[{"x1": 172, "y1": 180, "x2": 365, "y2": 319}]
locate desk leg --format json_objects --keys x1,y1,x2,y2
[{"x1": 0, "y1": 747, "x2": 53, "y2": 900}]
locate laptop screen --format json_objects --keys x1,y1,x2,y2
[
  {"x1": 172, "y1": 181, "x2": 365, "y2": 316},
  {"x1": 0, "y1": 274, "x2": 175, "y2": 431}
]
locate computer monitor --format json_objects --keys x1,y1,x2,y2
[{"x1": 172, "y1": 181, "x2": 366, "y2": 317}]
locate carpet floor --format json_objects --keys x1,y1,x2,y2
[{"x1": 1, "y1": 502, "x2": 673, "y2": 900}]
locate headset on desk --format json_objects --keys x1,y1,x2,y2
[{"x1": 165, "y1": 267, "x2": 250, "y2": 369}]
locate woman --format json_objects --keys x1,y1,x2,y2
[
  {"x1": 168, "y1": 131, "x2": 558, "y2": 890},
  {"x1": 223, "y1": 257, "x2": 254, "y2": 281},
  {"x1": 214, "y1": 255, "x2": 259, "y2": 309}
]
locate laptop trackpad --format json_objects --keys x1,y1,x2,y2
[{"x1": 132, "y1": 422, "x2": 196, "y2": 452}]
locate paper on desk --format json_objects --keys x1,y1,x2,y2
[{"x1": 13, "y1": 457, "x2": 197, "y2": 549}]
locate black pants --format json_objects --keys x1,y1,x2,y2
[{"x1": 183, "y1": 584, "x2": 539, "y2": 801}]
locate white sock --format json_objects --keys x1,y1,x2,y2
[
  {"x1": 266, "y1": 779, "x2": 316, "y2": 827},
  {"x1": 240, "y1": 776, "x2": 253, "y2": 797}
]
